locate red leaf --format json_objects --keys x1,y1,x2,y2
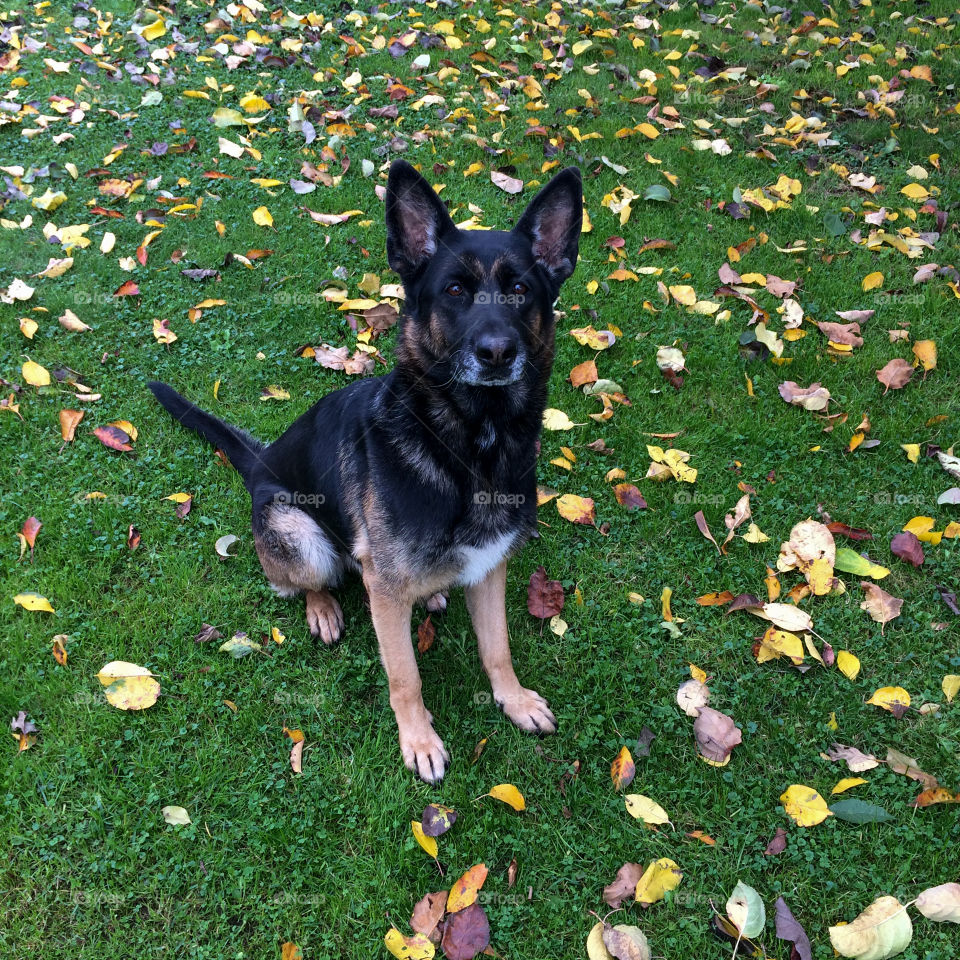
[
  {"x1": 890, "y1": 531, "x2": 924, "y2": 567},
  {"x1": 94, "y1": 425, "x2": 133, "y2": 452},
  {"x1": 527, "y1": 566, "x2": 564, "y2": 619},
  {"x1": 114, "y1": 280, "x2": 140, "y2": 297},
  {"x1": 440, "y1": 903, "x2": 490, "y2": 960}
]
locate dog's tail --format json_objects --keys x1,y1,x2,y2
[{"x1": 148, "y1": 381, "x2": 264, "y2": 485}]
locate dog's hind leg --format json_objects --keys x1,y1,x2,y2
[
  {"x1": 305, "y1": 589, "x2": 344, "y2": 645},
  {"x1": 254, "y1": 498, "x2": 345, "y2": 644}
]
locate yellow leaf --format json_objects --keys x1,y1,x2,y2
[
  {"x1": 571, "y1": 39, "x2": 593, "y2": 55},
  {"x1": 252, "y1": 206, "x2": 273, "y2": 227},
  {"x1": 668, "y1": 284, "x2": 697, "y2": 306},
  {"x1": 161, "y1": 805, "x2": 191, "y2": 825},
  {"x1": 163, "y1": 492, "x2": 192, "y2": 503},
  {"x1": 900, "y1": 443, "x2": 920, "y2": 463},
  {"x1": 410, "y1": 821, "x2": 438, "y2": 858},
  {"x1": 556, "y1": 494, "x2": 596, "y2": 525},
  {"x1": 624, "y1": 794, "x2": 671, "y2": 825},
  {"x1": 635, "y1": 857, "x2": 682, "y2": 905},
  {"x1": 867, "y1": 686, "x2": 911, "y2": 714},
  {"x1": 542, "y1": 408, "x2": 576, "y2": 430},
  {"x1": 912, "y1": 339, "x2": 936, "y2": 371},
  {"x1": 447, "y1": 863, "x2": 488, "y2": 913},
  {"x1": 141, "y1": 17, "x2": 166, "y2": 42},
  {"x1": 384, "y1": 929, "x2": 435, "y2": 960},
  {"x1": 487, "y1": 783, "x2": 525, "y2": 811},
  {"x1": 837, "y1": 650, "x2": 861, "y2": 680},
  {"x1": 829, "y1": 896, "x2": 913, "y2": 960},
  {"x1": 19, "y1": 317, "x2": 38, "y2": 339},
  {"x1": 96, "y1": 661, "x2": 160, "y2": 710},
  {"x1": 635, "y1": 122, "x2": 660, "y2": 139},
  {"x1": 780, "y1": 784, "x2": 833, "y2": 826},
  {"x1": 14, "y1": 592, "x2": 55, "y2": 613},
  {"x1": 900, "y1": 182, "x2": 929, "y2": 200},
  {"x1": 832, "y1": 777, "x2": 868, "y2": 794},
  {"x1": 22, "y1": 360, "x2": 50, "y2": 387},
  {"x1": 943, "y1": 675, "x2": 960, "y2": 703},
  {"x1": 862, "y1": 271, "x2": 884, "y2": 291},
  {"x1": 903, "y1": 515, "x2": 940, "y2": 544}
]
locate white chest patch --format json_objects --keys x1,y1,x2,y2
[{"x1": 457, "y1": 531, "x2": 517, "y2": 586}]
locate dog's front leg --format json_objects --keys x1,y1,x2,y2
[
  {"x1": 465, "y1": 561, "x2": 557, "y2": 735},
  {"x1": 363, "y1": 566, "x2": 450, "y2": 782}
]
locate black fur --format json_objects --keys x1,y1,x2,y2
[{"x1": 149, "y1": 161, "x2": 583, "y2": 589}]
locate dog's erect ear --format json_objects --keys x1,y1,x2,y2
[
  {"x1": 513, "y1": 167, "x2": 582, "y2": 285},
  {"x1": 386, "y1": 160, "x2": 457, "y2": 281}
]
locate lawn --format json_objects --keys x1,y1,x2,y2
[{"x1": 2, "y1": 1, "x2": 959, "y2": 958}]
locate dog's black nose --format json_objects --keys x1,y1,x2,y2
[{"x1": 475, "y1": 334, "x2": 518, "y2": 369}]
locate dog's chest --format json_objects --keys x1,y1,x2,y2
[{"x1": 455, "y1": 530, "x2": 517, "y2": 586}]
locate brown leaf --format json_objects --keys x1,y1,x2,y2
[
  {"x1": 527, "y1": 566, "x2": 564, "y2": 618},
  {"x1": 816, "y1": 321, "x2": 863, "y2": 347},
  {"x1": 194, "y1": 623, "x2": 223, "y2": 644},
  {"x1": 440, "y1": 903, "x2": 490, "y2": 960},
  {"x1": 824, "y1": 743, "x2": 879, "y2": 773},
  {"x1": 613, "y1": 483, "x2": 647, "y2": 510},
  {"x1": 59, "y1": 408, "x2": 84, "y2": 442},
  {"x1": 417, "y1": 615, "x2": 435, "y2": 654},
  {"x1": 693, "y1": 707, "x2": 742, "y2": 764},
  {"x1": 876, "y1": 358, "x2": 913, "y2": 393},
  {"x1": 859, "y1": 582, "x2": 903, "y2": 632},
  {"x1": 126, "y1": 525, "x2": 141, "y2": 551},
  {"x1": 885, "y1": 748, "x2": 938, "y2": 789},
  {"x1": 570, "y1": 359, "x2": 598, "y2": 387},
  {"x1": 826, "y1": 521, "x2": 873, "y2": 541},
  {"x1": 603, "y1": 862, "x2": 645, "y2": 908},
  {"x1": 764, "y1": 827, "x2": 787, "y2": 856},
  {"x1": 778, "y1": 381, "x2": 831, "y2": 411},
  {"x1": 411, "y1": 890, "x2": 446, "y2": 938},
  {"x1": 490, "y1": 170, "x2": 523, "y2": 194},
  {"x1": 694, "y1": 510, "x2": 721, "y2": 554},
  {"x1": 890, "y1": 532, "x2": 924, "y2": 567}
]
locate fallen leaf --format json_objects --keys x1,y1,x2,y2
[{"x1": 829, "y1": 896, "x2": 912, "y2": 960}]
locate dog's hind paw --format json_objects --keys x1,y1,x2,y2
[
  {"x1": 425, "y1": 591, "x2": 448, "y2": 614},
  {"x1": 398, "y1": 722, "x2": 450, "y2": 783},
  {"x1": 305, "y1": 589, "x2": 344, "y2": 645},
  {"x1": 496, "y1": 687, "x2": 557, "y2": 736}
]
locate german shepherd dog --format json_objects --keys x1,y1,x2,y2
[{"x1": 149, "y1": 159, "x2": 582, "y2": 781}]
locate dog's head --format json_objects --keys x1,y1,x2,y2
[{"x1": 386, "y1": 160, "x2": 582, "y2": 388}]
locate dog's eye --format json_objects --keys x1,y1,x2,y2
[
  {"x1": 512, "y1": 282, "x2": 527, "y2": 296},
  {"x1": 445, "y1": 283, "x2": 464, "y2": 297}
]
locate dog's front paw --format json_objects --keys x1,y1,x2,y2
[
  {"x1": 398, "y1": 718, "x2": 450, "y2": 783},
  {"x1": 496, "y1": 687, "x2": 557, "y2": 735}
]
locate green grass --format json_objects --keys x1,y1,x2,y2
[{"x1": 2, "y1": 1, "x2": 959, "y2": 958}]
